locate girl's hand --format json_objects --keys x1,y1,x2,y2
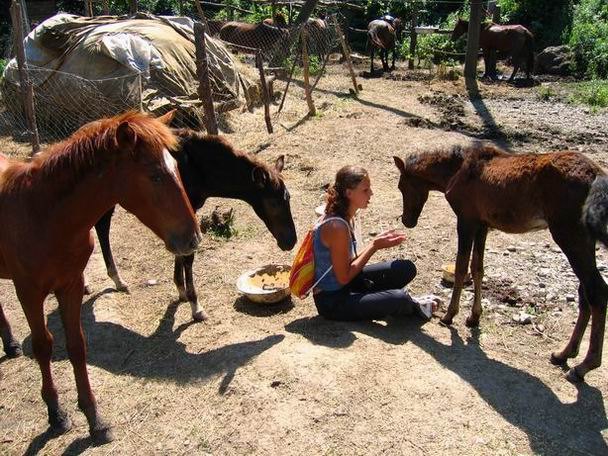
[{"x1": 372, "y1": 230, "x2": 407, "y2": 250}]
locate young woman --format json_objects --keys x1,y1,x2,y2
[{"x1": 312, "y1": 165, "x2": 440, "y2": 321}]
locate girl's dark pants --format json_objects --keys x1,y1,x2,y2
[{"x1": 313, "y1": 260, "x2": 418, "y2": 321}]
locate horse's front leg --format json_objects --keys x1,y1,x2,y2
[
  {"x1": 183, "y1": 253, "x2": 208, "y2": 322},
  {"x1": 467, "y1": 225, "x2": 488, "y2": 327},
  {"x1": 370, "y1": 47, "x2": 375, "y2": 74},
  {"x1": 508, "y1": 54, "x2": 521, "y2": 82},
  {"x1": 441, "y1": 219, "x2": 475, "y2": 326},
  {"x1": 174, "y1": 255, "x2": 188, "y2": 302},
  {"x1": 381, "y1": 49, "x2": 389, "y2": 71},
  {"x1": 95, "y1": 207, "x2": 129, "y2": 292},
  {"x1": 16, "y1": 282, "x2": 72, "y2": 434},
  {"x1": 0, "y1": 303, "x2": 22, "y2": 358},
  {"x1": 391, "y1": 46, "x2": 396, "y2": 70},
  {"x1": 56, "y1": 275, "x2": 113, "y2": 444}
]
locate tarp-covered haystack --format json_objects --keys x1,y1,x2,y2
[{"x1": 1, "y1": 13, "x2": 257, "y2": 136}]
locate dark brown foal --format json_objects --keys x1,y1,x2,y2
[{"x1": 394, "y1": 143, "x2": 608, "y2": 382}]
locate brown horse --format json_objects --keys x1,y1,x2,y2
[
  {"x1": 206, "y1": 19, "x2": 227, "y2": 36},
  {"x1": 394, "y1": 143, "x2": 608, "y2": 382},
  {"x1": 451, "y1": 18, "x2": 534, "y2": 81},
  {"x1": 367, "y1": 18, "x2": 402, "y2": 73},
  {"x1": 219, "y1": 20, "x2": 290, "y2": 57},
  {"x1": 93, "y1": 131, "x2": 297, "y2": 322},
  {"x1": 0, "y1": 111, "x2": 200, "y2": 443}
]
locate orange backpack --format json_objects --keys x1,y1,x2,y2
[{"x1": 289, "y1": 217, "x2": 350, "y2": 299}]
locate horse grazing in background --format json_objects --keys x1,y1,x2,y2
[
  {"x1": 394, "y1": 143, "x2": 608, "y2": 383},
  {"x1": 263, "y1": 12, "x2": 288, "y2": 27},
  {"x1": 219, "y1": 21, "x2": 290, "y2": 57},
  {"x1": 0, "y1": 111, "x2": 200, "y2": 443},
  {"x1": 94, "y1": 130, "x2": 297, "y2": 322},
  {"x1": 367, "y1": 17, "x2": 402, "y2": 73},
  {"x1": 206, "y1": 19, "x2": 227, "y2": 36},
  {"x1": 451, "y1": 18, "x2": 534, "y2": 81}
]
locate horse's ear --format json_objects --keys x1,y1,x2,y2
[
  {"x1": 275, "y1": 155, "x2": 285, "y2": 173},
  {"x1": 252, "y1": 166, "x2": 268, "y2": 188},
  {"x1": 116, "y1": 121, "x2": 137, "y2": 150},
  {"x1": 157, "y1": 109, "x2": 177, "y2": 126},
  {"x1": 393, "y1": 156, "x2": 406, "y2": 174}
]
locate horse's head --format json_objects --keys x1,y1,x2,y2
[
  {"x1": 113, "y1": 111, "x2": 200, "y2": 256},
  {"x1": 250, "y1": 155, "x2": 297, "y2": 251},
  {"x1": 451, "y1": 18, "x2": 468, "y2": 41},
  {"x1": 393, "y1": 17, "x2": 404, "y2": 41},
  {"x1": 393, "y1": 155, "x2": 430, "y2": 228}
]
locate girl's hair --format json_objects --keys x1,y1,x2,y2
[{"x1": 325, "y1": 165, "x2": 369, "y2": 219}]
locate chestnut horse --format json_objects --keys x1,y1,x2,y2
[
  {"x1": 367, "y1": 18, "x2": 402, "y2": 73},
  {"x1": 94, "y1": 131, "x2": 297, "y2": 321},
  {"x1": 0, "y1": 111, "x2": 200, "y2": 443},
  {"x1": 394, "y1": 143, "x2": 608, "y2": 382},
  {"x1": 219, "y1": 20, "x2": 290, "y2": 57},
  {"x1": 451, "y1": 18, "x2": 534, "y2": 81}
]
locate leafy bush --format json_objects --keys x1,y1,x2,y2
[
  {"x1": 568, "y1": 0, "x2": 608, "y2": 79},
  {"x1": 0, "y1": 58, "x2": 6, "y2": 76},
  {"x1": 568, "y1": 80, "x2": 608, "y2": 109}
]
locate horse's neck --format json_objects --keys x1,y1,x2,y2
[{"x1": 413, "y1": 152, "x2": 464, "y2": 192}]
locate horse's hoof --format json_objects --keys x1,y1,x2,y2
[
  {"x1": 49, "y1": 410, "x2": 72, "y2": 435},
  {"x1": 90, "y1": 426, "x2": 115, "y2": 445},
  {"x1": 439, "y1": 316, "x2": 453, "y2": 327},
  {"x1": 465, "y1": 316, "x2": 480, "y2": 328},
  {"x1": 5, "y1": 341, "x2": 23, "y2": 358},
  {"x1": 566, "y1": 367, "x2": 585, "y2": 384},
  {"x1": 192, "y1": 310, "x2": 209, "y2": 322},
  {"x1": 550, "y1": 352, "x2": 568, "y2": 366},
  {"x1": 116, "y1": 284, "x2": 130, "y2": 293}
]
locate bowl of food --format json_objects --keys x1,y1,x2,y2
[{"x1": 236, "y1": 264, "x2": 291, "y2": 304}]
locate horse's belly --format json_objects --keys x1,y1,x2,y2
[{"x1": 486, "y1": 211, "x2": 548, "y2": 233}]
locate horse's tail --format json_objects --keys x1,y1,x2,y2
[
  {"x1": 583, "y1": 175, "x2": 608, "y2": 247},
  {"x1": 525, "y1": 30, "x2": 535, "y2": 72}
]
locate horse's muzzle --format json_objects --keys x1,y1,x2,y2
[
  {"x1": 168, "y1": 230, "x2": 201, "y2": 256},
  {"x1": 277, "y1": 231, "x2": 297, "y2": 251},
  {"x1": 401, "y1": 215, "x2": 418, "y2": 229}
]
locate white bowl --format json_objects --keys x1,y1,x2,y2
[
  {"x1": 236, "y1": 264, "x2": 291, "y2": 304},
  {"x1": 314, "y1": 204, "x2": 326, "y2": 216}
]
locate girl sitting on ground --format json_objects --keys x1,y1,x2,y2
[{"x1": 312, "y1": 165, "x2": 440, "y2": 321}]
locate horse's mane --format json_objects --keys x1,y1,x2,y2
[
  {"x1": 406, "y1": 142, "x2": 506, "y2": 172},
  {"x1": 2, "y1": 111, "x2": 177, "y2": 193},
  {"x1": 174, "y1": 129, "x2": 283, "y2": 189}
]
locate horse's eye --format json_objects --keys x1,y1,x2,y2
[{"x1": 150, "y1": 172, "x2": 163, "y2": 183}]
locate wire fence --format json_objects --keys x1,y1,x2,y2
[{"x1": 1, "y1": 5, "x2": 348, "y2": 146}]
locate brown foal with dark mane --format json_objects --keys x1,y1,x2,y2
[
  {"x1": 394, "y1": 143, "x2": 608, "y2": 382},
  {"x1": 0, "y1": 111, "x2": 200, "y2": 443}
]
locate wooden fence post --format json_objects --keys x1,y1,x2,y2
[
  {"x1": 334, "y1": 20, "x2": 359, "y2": 94},
  {"x1": 194, "y1": 22, "x2": 218, "y2": 135},
  {"x1": 408, "y1": 5, "x2": 418, "y2": 70},
  {"x1": 256, "y1": 51, "x2": 273, "y2": 133},
  {"x1": 129, "y1": 0, "x2": 137, "y2": 15},
  {"x1": 301, "y1": 29, "x2": 316, "y2": 116},
  {"x1": 487, "y1": 5, "x2": 500, "y2": 79},
  {"x1": 84, "y1": 0, "x2": 93, "y2": 16},
  {"x1": 464, "y1": 0, "x2": 482, "y2": 90},
  {"x1": 10, "y1": 0, "x2": 40, "y2": 155},
  {"x1": 102, "y1": 0, "x2": 110, "y2": 15}
]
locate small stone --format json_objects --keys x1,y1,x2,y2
[
  {"x1": 146, "y1": 279, "x2": 158, "y2": 286},
  {"x1": 512, "y1": 312, "x2": 533, "y2": 324},
  {"x1": 538, "y1": 282, "x2": 546, "y2": 288},
  {"x1": 507, "y1": 246, "x2": 517, "y2": 252},
  {"x1": 566, "y1": 294, "x2": 576, "y2": 303},
  {"x1": 368, "y1": 231, "x2": 379, "y2": 236},
  {"x1": 535, "y1": 323, "x2": 545, "y2": 333}
]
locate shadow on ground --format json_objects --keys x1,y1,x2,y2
[{"x1": 286, "y1": 315, "x2": 607, "y2": 456}]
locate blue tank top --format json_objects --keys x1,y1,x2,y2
[{"x1": 312, "y1": 217, "x2": 357, "y2": 292}]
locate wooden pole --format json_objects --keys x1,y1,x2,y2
[
  {"x1": 10, "y1": 0, "x2": 40, "y2": 155},
  {"x1": 271, "y1": 0, "x2": 276, "y2": 22},
  {"x1": 334, "y1": 20, "x2": 359, "y2": 94},
  {"x1": 194, "y1": 22, "x2": 219, "y2": 135},
  {"x1": 84, "y1": 0, "x2": 93, "y2": 16},
  {"x1": 129, "y1": 0, "x2": 137, "y2": 15},
  {"x1": 301, "y1": 29, "x2": 316, "y2": 116},
  {"x1": 102, "y1": 0, "x2": 110, "y2": 15},
  {"x1": 464, "y1": 0, "x2": 482, "y2": 89},
  {"x1": 486, "y1": 5, "x2": 500, "y2": 79},
  {"x1": 408, "y1": 4, "x2": 418, "y2": 70},
  {"x1": 256, "y1": 51, "x2": 273, "y2": 133},
  {"x1": 277, "y1": 54, "x2": 298, "y2": 114}
]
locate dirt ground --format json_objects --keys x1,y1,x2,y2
[{"x1": 1, "y1": 60, "x2": 608, "y2": 455}]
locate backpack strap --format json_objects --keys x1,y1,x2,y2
[{"x1": 310, "y1": 216, "x2": 353, "y2": 292}]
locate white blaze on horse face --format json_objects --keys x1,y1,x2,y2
[{"x1": 162, "y1": 149, "x2": 179, "y2": 182}]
